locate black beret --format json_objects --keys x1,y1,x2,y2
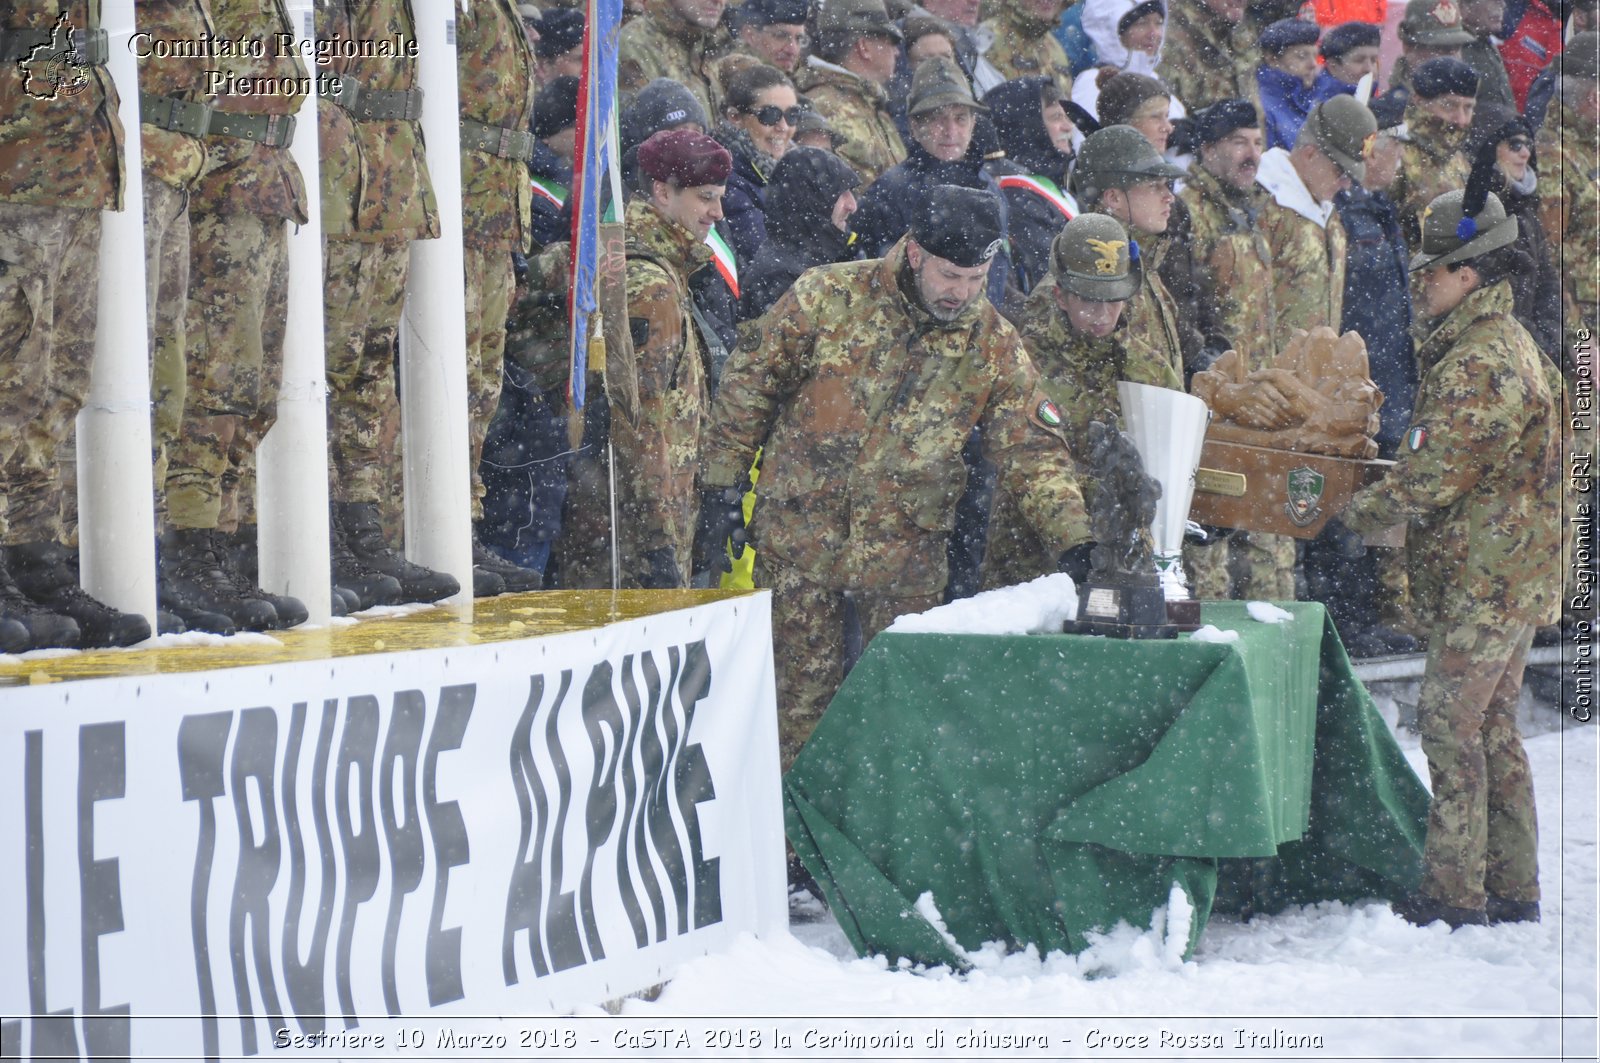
[
  {"x1": 532, "y1": 75, "x2": 580, "y2": 139},
  {"x1": 741, "y1": 0, "x2": 810, "y2": 25},
  {"x1": 1259, "y1": 17, "x2": 1321, "y2": 55},
  {"x1": 1412, "y1": 56, "x2": 1480, "y2": 99},
  {"x1": 533, "y1": 8, "x2": 584, "y2": 59},
  {"x1": 1318, "y1": 20, "x2": 1381, "y2": 59},
  {"x1": 911, "y1": 185, "x2": 1005, "y2": 268},
  {"x1": 1192, "y1": 97, "x2": 1260, "y2": 146}
]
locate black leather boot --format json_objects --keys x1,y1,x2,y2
[
  {"x1": 158, "y1": 528, "x2": 278, "y2": 632},
  {"x1": 7, "y1": 542, "x2": 149, "y2": 648},
  {"x1": 214, "y1": 527, "x2": 308, "y2": 629},
  {"x1": 334, "y1": 502, "x2": 458, "y2": 604},
  {"x1": 0, "y1": 548, "x2": 79, "y2": 649},
  {"x1": 329, "y1": 520, "x2": 401, "y2": 610},
  {"x1": 472, "y1": 526, "x2": 543, "y2": 594}
]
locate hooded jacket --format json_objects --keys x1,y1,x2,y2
[
  {"x1": 741, "y1": 147, "x2": 862, "y2": 318},
  {"x1": 1334, "y1": 185, "x2": 1416, "y2": 457},
  {"x1": 984, "y1": 76, "x2": 1080, "y2": 294}
]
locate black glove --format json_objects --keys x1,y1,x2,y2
[
  {"x1": 640, "y1": 547, "x2": 683, "y2": 589},
  {"x1": 1058, "y1": 542, "x2": 1095, "y2": 585},
  {"x1": 692, "y1": 484, "x2": 747, "y2": 577},
  {"x1": 1321, "y1": 517, "x2": 1366, "y2": 560}
]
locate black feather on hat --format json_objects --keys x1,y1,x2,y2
[{"x1": 1457, "y1": 132, "x2": 1498, "y2": 242}]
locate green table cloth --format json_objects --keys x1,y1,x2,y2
[{"x1": 784, "y1": 601, "x2": 1430, "y2": 967}]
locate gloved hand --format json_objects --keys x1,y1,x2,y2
[
  {"x1": 1321, "y1": 516, "x2": 1366, "y2": 560},
  {"x1": 1058, "y1": 542, "x2": 1096, "y2": 585},
  {"x1": 640, "y1": 546, "x2": 684, "y2": 589},
  {"x1": 692, "y1": 484, "x2": 747, "y2": 577}
]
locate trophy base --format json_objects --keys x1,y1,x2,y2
[
  {"x1": 1166, "y1": 598, "x2": 1202, "y2": 631},
  {"x1": 1064, "y1": 581, "x2": 1180, "y2": 640}
]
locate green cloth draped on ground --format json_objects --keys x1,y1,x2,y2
[{"x1": 784, "y1": 601, "x2": 1430, "y2": 968}]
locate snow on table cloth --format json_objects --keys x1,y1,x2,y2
[{"x1": 783, "y1": 600, "x2": 1429, "y2": 968}]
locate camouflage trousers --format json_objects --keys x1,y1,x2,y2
[
  {"x1": 464, "y1": 245, "x2": 514, "y2": 522},
  {"x1": 756, "y1": 553, "x2": 939, "y2": 772},
  {"x1": 1415, "y1": 618, "x2": 1539, "y2": 910},
  {"x1": 0, "y1": 202, "x2": 101, "y2": 545},
  {"x1": 1185, "y1": 529, "x2": 1296, "y2": 601},
  {"x1": 324, "y1": 237, "x2": 409, "y2": 507},
  {"x1": 164, "y1": 210, "x2": 288, "y2": 531},
  {"x1": 145, "y1": 177, "x2": 191, "y2": 506}
]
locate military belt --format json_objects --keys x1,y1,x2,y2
[
  {"x1": 0, "y1": 26, "x2": 109, "y2": 65},
  {"x1": 460, "y1": 118, "x2": 534, "y2": 163},
  {"x1": 139, "y1": 92, "x2": 213, "y2": 137},
  {"x1": 318, "y1": 74, "x2": 424, "y2": 122},
  {"x1": 208, "y1": 108, "x2": 296, "y2": 148}
]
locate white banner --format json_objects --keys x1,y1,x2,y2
[{"x1": 0, "y1": 593, "x2": 784, "y2": 1061}]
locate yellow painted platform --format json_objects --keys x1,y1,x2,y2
[{"x1": 0, "y1": 589, "x2": 756, "y2": 688}]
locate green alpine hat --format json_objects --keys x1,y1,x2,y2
[
  {"x1": 1302, "y1": 94, "x2": 1377, "y2": 183},
  {"x1": 1071, "y1": 124, "x2": 1187, "y2": 202},
  {"x1": 815, "y1": 0, "x2": 904, "y2": 41},
  {"x1": 1399, "y1": 0, "x2": 1475, "y2": 47},
  {"x1": 1050, "y1": 213, "x2": 1141, "y2": 302},
  {"x1": 1559, "y1": 32, "x2": 1599, "y2": 80},
  {"x1": 1409, "y1": 188, "x2": 1518, "y2": 271},
  {"x1": 908, "y1": 55, "x2": 985, "y2": 117}
]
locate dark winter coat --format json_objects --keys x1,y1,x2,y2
[
  {"x1": 713, "y1": 122, "x2": 779, "y2": 266},
  {"x1": 1495, "y1": 167, "x2": 1565, "y2": 362},
  {"x1": 1334, "y1": 185, "x2": 1416, "y2": 458},
  {"x1": 984, "y1": 76, "x2": 1078, "y2": 295},
  {"x1": 1258, "y1": 65, "x2": 1317, "y2": 152},
  {"x1": 741, "y1": 146, "x2": 862, "y2": 319}
]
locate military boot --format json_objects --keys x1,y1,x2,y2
[
  {"x1": 472, "y1": 525, "x2": 542, "y2": 594},
  {"x1": 214, "y1": 527, "x2": 309, "y2": 629},
  {"x1": 333, "y1": 502, "x2": 459, "y2": 604},
  {"x1": 329, "y1": 520, "x2": 400, "y2": 610},
  {"x1": 7, "y1": 542, "x2": 151, "y2": 648},
  {"x1": 158, "y1": 528, "x2": 278, "y2": 632},
  {"x1": 0, "y1": 548, "x2": 79, "y2": 649}
]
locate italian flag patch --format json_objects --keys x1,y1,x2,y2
[
  {"x1": 1407, "y1": 426, "x2": 1428, "y2": 451},
  {"x1": 1038, "y1": 399, "x2": 1063, "y2": 428}
]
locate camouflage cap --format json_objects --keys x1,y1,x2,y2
[
  {"x1": 793, "y1": 102, "x2": 849, "y2": 148},
  {"x1": 1301, "y1": 94, "x2": 1377, "y2": 183},
  {"x1": 1409, "y1": 188, "x2": 1518, "y2": 271},
  {"x1": 1559, "y1": 31, "x2": 1599, "y2": 80},
  {"x1": 1399, "y1": 0, "x2": 1475, "y2": 47},
  {"x1": 815, "y1": 0, "x2": 904, "y2": 41},
  {"x1": 908, "y1": 55, "x2": 986, "y2": 117},
  {"x1": 1050, "y1": 213, "x2": 1141, "y2": 302},
  {"x1": 910, "y1": 184, "x2": 1005, "y2": 267},
  {"x1": 1071, "y1": 124, "x2": 1187, "y2": 201}
]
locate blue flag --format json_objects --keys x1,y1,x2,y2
[{"x1": 568, "y1": 0, "x2": 623, "y2": 411}]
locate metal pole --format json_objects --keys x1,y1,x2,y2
[
  {"x1": 76, "y1": 0, "x2": 156, "y2": 631},
  {"x1": 398, "y1": 3, "x2": 473, "y2": 607},
  {"x1": 256, "y1": 0, "x2": 332, "y2": 623}
]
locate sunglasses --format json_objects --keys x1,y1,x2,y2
[
  {"x1": 745, "y1": 105, "x2": 804, "y2": 127},
  {"x1": 1504, "y1": 136, "x2": 1532, "y2": 152}
]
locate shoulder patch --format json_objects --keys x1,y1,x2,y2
[
  {"x1": 739, "y1": 327, "x2": 762, "y2": 352},
  {"x1": 1406, "y1": 425, "x2": 1428, "y2": 451},
  {"x1": 1037, "y1": 399, "x2": 1063, "y2": 428},
  {"x1": 629, "y1": 316, "x2": 650, "y2": 349}
]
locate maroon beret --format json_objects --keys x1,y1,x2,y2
[{"x1": 637, "y1": 128, "x2": 732, "y2": 187}]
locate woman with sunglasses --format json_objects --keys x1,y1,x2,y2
[
  {"x1": 715, "y1": 62, "x2": 802, "y2": 265},
  {"x1": 1466, "y1": 102, "x2": 1563, "y2": 363}
]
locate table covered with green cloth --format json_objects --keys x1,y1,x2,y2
[{"x1": 783, "y1": 601, "x2": 1430, "y2": 967}]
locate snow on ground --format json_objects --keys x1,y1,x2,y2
[{"x1": 609, "y1": 715, "x2": 1597, "y2": 1062}]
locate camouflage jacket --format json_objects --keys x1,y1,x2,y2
[
  {"x1": 795, "y1": 59, "x2": 905, "y2": 186},
  {"x1": 1537, "y1": 102, "x2": 1599, "y2": 331},
  {"x1": 1390, "y1": 106, "x2": 1470, "y2": 251},
  {"x1": 135, "y1": 0, "x2": 212, "y2": 192},
  {"x1": 190, "y1": 0, "x2": 307, "y2": 221},
  {"x1": 617, "y1": 0, "x2": 724, "y2": 118},
  {"x1": 702, "y1": 236, "x2": 1091, "y2": 596},
  {"x1": 0, "y1": 0, "x2": 123, "y2": 208},
  {"x1": 1117, "y1": 226, "x2": 1186, "y2": 390},
  {"x1": 317, "y1": 0, "x2": 438, "y2": 240},
  {"x1": 1342, "y1": 282, "x2": 1562, "y2": 627},
  {"x1": 458, "y1": 0, "x2": 537, "y2": 252},
  {"x1": 1256, "y1": 147, "x2": 1346, "y2": 350},
  {"x1": 1180, "y1": 165, "x2": 1279, "y2": 372},
  {"x1": 980, "y1": 5, "x2": 1073, "y2": 93},
  {"x1": 614, "y1": 196, "x2": 712, "y2": 580},
  {"x1": 1155, "y1": 3, "x2": 1261, "y2": 113},
  {"x1": 983, "y1": 276, "x2": 1182, "y2": 589}
]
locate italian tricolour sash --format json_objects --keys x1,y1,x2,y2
[
  {"x1": 997, "y1": 173, "x2": 1078, "y2": 220},
  {"x1": 705, "y1": 226, "x2": 739, "y2": 299},
  {"x1": 531, "y1": 174, "x2": 567, "y2": 209}
]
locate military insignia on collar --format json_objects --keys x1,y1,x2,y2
[
  {"x1": 1432, "y1": 0, "x2": 1460, "y2": 25},
  {"x1": 1407, "y1": 426, "x2": 1428, "y2": 451},
  {"x1": 1037, "y1": 399, "x2": 1063, "y2": 427},
  {"x1": 1087, "y1": 237, "x2": 1127, "y2": 275},
  {"x1": 1362, "y1": 131, "x2": 1378, "y2": 160}
]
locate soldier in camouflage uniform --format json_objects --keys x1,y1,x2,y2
[
  {"x1": 570, "y1": 130, "x2": 725, "y2": 589},
  {"x1": 984, "y1": 213, "x2": 1179, "y2": 589},
  {"x1": 980, "y1": 0, "x2": 1075, "y2": 93},
  {"x1": 157, "y1": 0, "x2": 313, "y2": 632},
  {"x1": 698, "y1": 185, "x2": 1092, "y2": 769},
  {"x1": 1389, "y1": 58, "x2": 1477, "y2": 252},
  {"x1": 0, "y1": 0, "x2": 149, "y2": 649},
  {"x1": 457, "y1": 0, "x2": 544, "y2": 595},
  {"x1": 1536, "y1": 37, "x2": 1599, "y2": 344},
  {"x1": 796, "y1": 0, "x2": 907, "y2": 185},
  {"x1": 1389, "y1": 0, "x2": 1474, "y2": 101},
  {"x1": 1155, "y1": 0, "x2": 1262, "y2": 112},
  {"x1": 1339, "y1": 190, "x2": 1562, "y2": 930},
  {"x1": 319, "y1": 0, "x2": 457, "y2": 606},
  {"x1": 617, "y1": 0, "x2": 729, "y2": 119}
]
